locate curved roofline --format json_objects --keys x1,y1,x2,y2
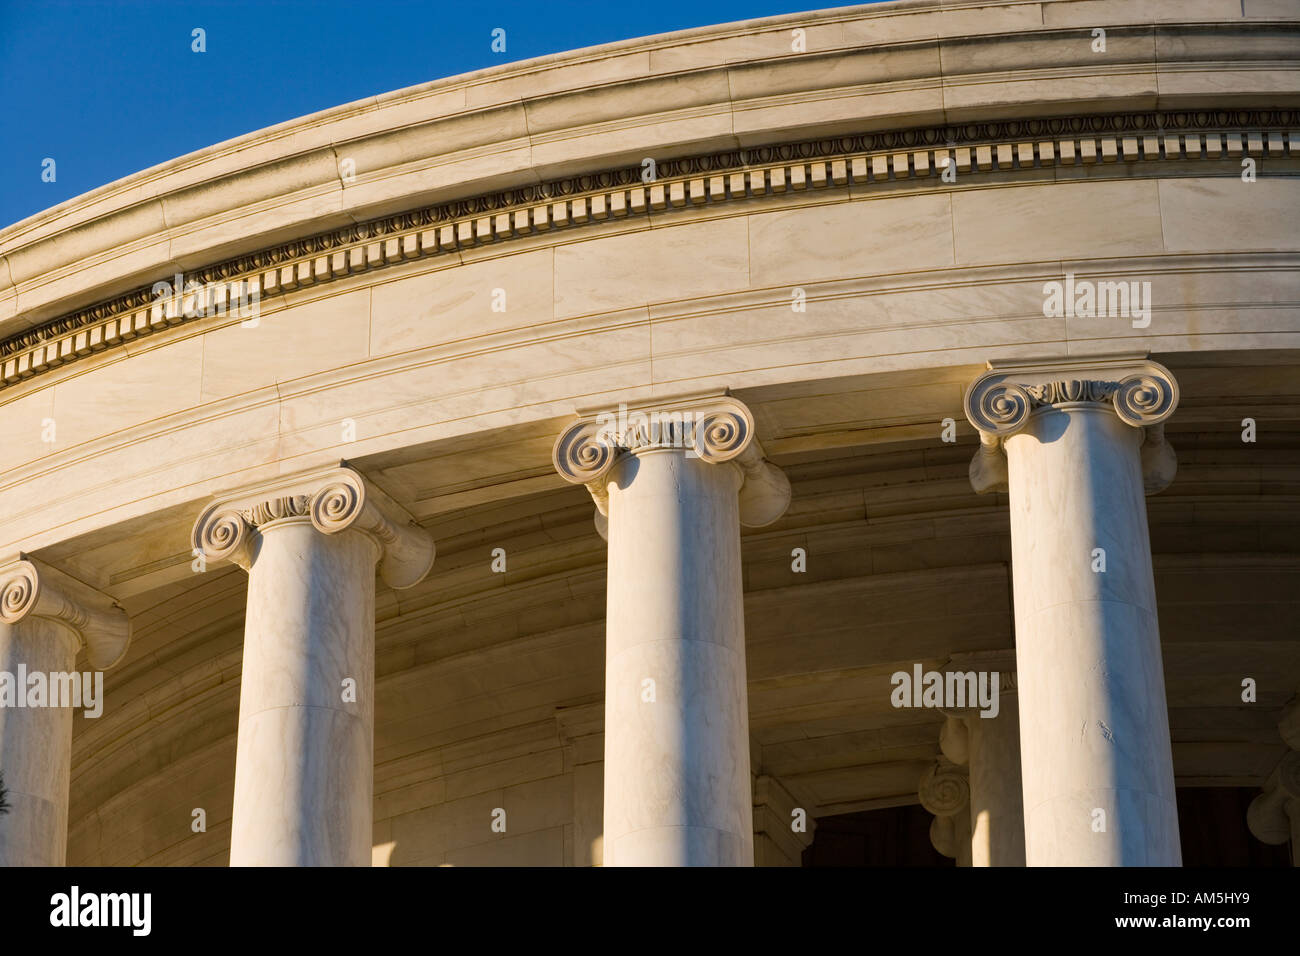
[{"x1": 1, "y1": 1, "x2": 882, "y2": 242}]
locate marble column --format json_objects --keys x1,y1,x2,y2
[
  {"x1": 0, "y1": 556, "x2": 130, "y2": 866},
  {"x1": 192, "y1": 463, "x2": 434, "y2": 866},
  {"x1": 553, "y1": 393, "x2": 790, "y2": 866},
  {"x1": 556, "y1": 702, "x2": 605, "y2": 866},
  {"x1": 919, "y1": 759, "x2": 971, "y2": 866},
  {"x1": 964, "y1": 354, "x2": 1181, "y2": 866},
  {"x1": 939, "y1": 651, "x2": 1025, "y2": 866}
]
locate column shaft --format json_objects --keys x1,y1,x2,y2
[
  {"x1": 603, "y1": 448, "x2": 753, "y2": 866},
  {"x1": 966, "y1": 703, "x2": 1025, "y2": 866},
  {"x1": 1006, "y1": 406, "x2": 1180, "y2": 865},
  {"x1": 229, "y1": 520, "x2": 378, "y2": 866},
  {"x1": 0, "y1": 620, "x2": 78, "y2": 866},
  {"x1": 195, "y1": 464, "x2": 433, "y2": 869}
]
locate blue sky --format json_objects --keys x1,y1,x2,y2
[{"x1": 0, "y1": 0, "x2": 861, "y2": 230}]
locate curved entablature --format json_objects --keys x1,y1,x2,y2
[
  {"x1": 1, "y1": 106, "x2": 1296, "y2": 389},
  {"x1": 1, "y1": 0, "x2": 1297, "y2": 349}
]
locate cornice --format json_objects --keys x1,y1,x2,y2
[{"x1": 1, "y1": 108, "x2": 1297, "y2": 393}]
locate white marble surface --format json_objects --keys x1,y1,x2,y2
[
  {"x1": 0, "y1": 618, "x2": 78, "y2": 866},
  {"x1": 1005, "y1": 405, "x2": 1181, "y2": 866},
  {"x1": 229, "y1": 519, "x2": 378, "y2": 866},
  {"x1": 602, "y1": 447, "x2": 753, "y2": 866},
  {"x1": 0, "y1": 0, "x2": 1289, "y2": 870}
]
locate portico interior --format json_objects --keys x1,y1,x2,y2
[{"x1": 47, "y1": 354, "x2": 1300, "y2": 865}]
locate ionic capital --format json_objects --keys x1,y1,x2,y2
[
  {"x1": 1246, "y1": 751, "x2": 1300, "y2": 846},
  {"x1": 552, "y1": 393, "x2": 791, "y2": 535},
  {"x1": 0, "y1": 555, "x2": 131, "y2": 670},
  {"x1": 191, "y1": 462, "x2": 435, "y2": 589},
  {"x1": 1247, "y1": 699, "x2": 1300, "y2": 849},
  {"x1": 963, "y1": 354, "x2": 1179, "y2": 495},
  {"x1": 918, "y1": 759, "x2": 970, "y2": 860},
  {"x1": 918, "y1": 760, "x2": 970, "y2": 817}
]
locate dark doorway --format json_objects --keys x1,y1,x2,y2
[
  {"x1": 802, "y1": 803, "x2": 953, "y2": 866},
  {"x1": 1177, "y1": 787, "x2": 1291, "y2": 867}
]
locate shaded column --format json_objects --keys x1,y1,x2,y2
[
  {"x1": 752, "y1": 774, "x2": 816, "y2": 866},
  {"x1": 1247, "y1": 698, "x2": 1300, "y2": 864},
  {"x1": 940, "y1": 651, "x2": 1025, "y2": 866}
]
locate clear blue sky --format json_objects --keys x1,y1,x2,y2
[{"x1": 0, "y1": 0, "x2": 860, "y2": 231}]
